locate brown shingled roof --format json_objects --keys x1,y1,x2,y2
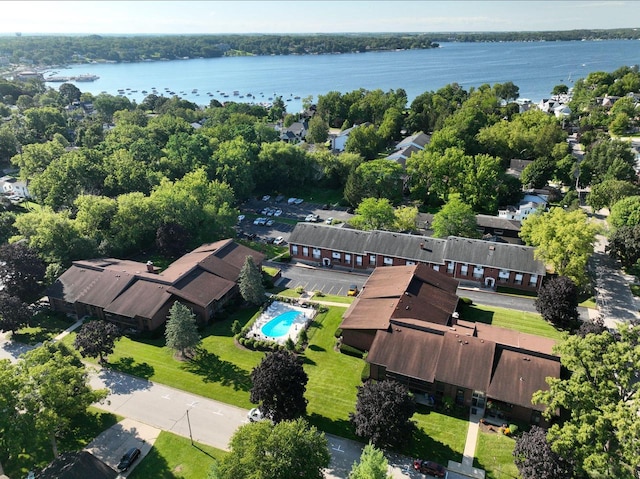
[
  {"x1": 487, "y1": 348, "x2": 560, "y2": 410},
  {"x1": 47, "y1": 266, "x2": 136, "y2": 308},
  {"x1": 341, "y1": 297, "x2": 399, "y2": 330},
  {"x1": 105, "y1": 279, "x2": 172, "y2": 319},
  {"x1": 367, "y1": 325, "x2": 444, "y2": 382},
  {"x1": 168, "y1": 270, "x2": 235, "y2": 307},
  {"x1": 435, "y1": 332, "x2": 496, "y2": 392}
]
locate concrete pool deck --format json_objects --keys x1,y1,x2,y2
[{"x1": 247, "y1": 300, "x2": 316, "y2": 344}]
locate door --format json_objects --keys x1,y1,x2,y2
[{"x1": 472, "y1": 390, "x2": 486, "y2": 409}]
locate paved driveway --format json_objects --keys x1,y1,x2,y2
[
  {"x1": 272, "y1": 262, "x2": 368, "y2": 297},
  {"x1": 84, "y1": 418, "x2": 160, "y2": 476}
]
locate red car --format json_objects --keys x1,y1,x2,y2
[{"x1": 413, "y1": 459, "x2": 446, "y2": 477}]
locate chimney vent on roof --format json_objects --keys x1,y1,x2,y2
[
  {"x1": 519, "y1": 377, "x2": 524, "y2": 381},
  {"x1": 464, "y1": 340, "x2": 468, "y2": 344},
  {"x1": 420, "y1": 242, "x2": 424, "y2": 250},
  {"x1": 405, "y1": 306, "x2": 410, "y2": 310},
  {"x1": 146, "y1": 260, "x2": 154, "y2": 273}
]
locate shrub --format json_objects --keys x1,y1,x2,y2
[
  {"x1": 231, "y1": 319, "x2": 242, "y2": 335},
  {"x1": 285, "y1": 337, "x2": 295, "y2": 350},
  {"x1": 509, "y1": 423, "x2": 519, "y2": 435},
  {"x1": 460, "y1": 297, "x2": 473, "y2": 305},
  {"x1": 361, "y1": 362, "x2": 371, "y2": 381},
  {"x1": 334, "y1": 328, "x2": 343, "y2": 338},
  {"x1": 314, "y1": 290, "x2": 325, "y2": 297},
  {"x1": 295, "y1": 286, "x2": 305, "y2": 295},
  {"x1": 340, "y1": 343, "x2": 365, "y2": 358}
]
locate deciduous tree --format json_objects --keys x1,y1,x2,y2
[
  {"x1": 0, "y1": 242, "x2": 46, "y2": 303},
  {"x1": 250, "y1": 350, "x2": 308, "y2": 423},
  {"x1": 16, "y1": 342, "x2": 107, "y2": 458},
  {"x1": 520, "y1": 207, "x2": 599, "y2": 287},
  {"x1": 533, "y1": 325, "x2": 640, "y2": 478},
  {"x1": 239, "y1": 256, "x2": 265, "y2": 306},
  {"x1": 306, "y1": 114, "x2": 330, "y2": 144},
  {"x1": 344, "y1": 159, "x2": 404, "y2": 206},
  {"x1": 431, "y1": 194, "x2": 478, "y2": 238},
  {"x1": 165, "y1": 302, "x2": 201, "y2": 359},
  {"x1": 607, "y1": 225, "x2": 640, "y2": 268},
  {"x1": 73, "y1": 320, "x2": 122, "y2": 364},
  {"x1": 350, "y1": 197, "x2": 396, "y2": 231},
  {"x1": 216, "y1": 418, "x2": 329, "y2": 479},
  {"x1": 350, "y1": 380, "x2": 416, "y2": 448},
  {"x1": 609, "y1": 195, "x2": 640, "y2": 229},
  {"x1": 513, "y1": 426, "x2": 574, "y2": 479},
  {"x1": 534, "y1": 276, "x2": 579, "y2": 329},
  {"x1": 348, "y1": 443, "x2": 391, "y2": 479},
  {"x1": 587, "y1": 179, "x2": 639, "y2": 212},
  {"x1": 0, "y1": 292, "x2": 31, "y2": 333}
]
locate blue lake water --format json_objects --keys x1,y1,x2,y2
[
  {"x1": 261, "y1": 310, "x2": 301, "y2": 338},
  {"x1": 47, "y1": 40, "x2": 640, "y2": 112}
]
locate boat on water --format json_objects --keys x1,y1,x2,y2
[{"x1": 74, "y1": 74, "x2": 99, "y2": 82}]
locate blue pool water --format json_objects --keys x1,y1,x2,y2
[{"x1": 261, "y1": 310, "x2": 301, "y2": 338}]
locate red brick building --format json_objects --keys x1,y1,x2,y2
[{"x1": 288, "y1": 223, "x2": 545, "y2": 292}]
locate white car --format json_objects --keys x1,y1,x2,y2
[
  {"x1": 287, "y1": 197, "x2": 297, "y2": 205},
  {"x1": 247, "y1": 407, "x2": 264, "y2": 422},
  {"x1": 274, "y1": 236, "x2": 285, "y2": 245},
  {"x1": 262, "y1": 195, "x2": 271, "y2": 201},
  {"x1": 293, "y1": 198, "x2": 304, "y2": 205},
  {"x1": 238, "y1": 215, "x2": 245, "y2": 222},
  {"x1": 253, "y1": 217, "x2": 262, "y2": 225},
  {"x1": 274, "y1": 209, "x2": 282, "y2": 216},
  {"x1": 325, "y1": 217, "x2": 333, "y2": 224}
]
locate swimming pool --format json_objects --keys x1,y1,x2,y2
[
  {"x1": 261, "y1": 310, "x2": 301, "y2": 338},
  {"x1": 248, "y1": 300, "x2": 316, "y2": 344}
]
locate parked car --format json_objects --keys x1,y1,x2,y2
[
  {"x1": 253, "y1": 217, "x2": 262, "y2": 225},
  {"x1": 247, "y1": 407, "x2": 264, "y2": 422},
  {"x1": 347, "y1": 285, "x2": 359, "y2": 297},
  {"x1": 293, "y1": 198, "x2": 304, "y2": 205},
  {"x1": 261, "y1": 207, "x2": 271, "y2": 215},
  {"x1": 266, "y1": 219, "x2": 275, "y2": 226},
  {"x1": 413, "y1": 459, "x2": 446, "y2": 477},
  {"x1": 274, "y1": 209, "x2": 282, "y2": 216},
  {"x1": 325, "y1": 217, "x2": 333, "y2": 224},
  {"x1": 117, "y1": 447, "x2": 141, "y2": 472},
  {"x1": 237, "y1": 214, "x2": 245, "y2": 223},
  {"x1": 287, "y1": 197, "x2": 298, "y2": 205},
  {"x1": 262, "y1": 195, "x2": 271, "y2": 201},
  {"x1": 274, "y1": 236, "x2": 285, "y2": 245},
  {"x1": 305, "y1": 214, "x2": 319, "y2": 222},
  {"x1": 275, "y1": 195, "x2": 285, "y2": 203}
]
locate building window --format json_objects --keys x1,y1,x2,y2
[
  {"x1": 499, "y1": 269, "x2": 510, "y2": 282},
  {"x1": 529, "y1": 274, "x2": 538, "y2": 286},
  {"x1": 447, "y1": 262, "x2": 454, "y2": 273},
  {"x1": 460, "y1": 264, "x2": 468, "y2": 276},
  {"x1": 406, "y1": 260, "x2": 416, "y2": 266},
  {"x1": 312, "y1": 248, "x2": 321, "y2": 259},
  {"x1": 332, "y1": 251, "x2": 341, "y2": 261},
  {"x1": 344, "y1": 254, "x2": 351, "y2": 264},
  {"x1": 291, "y1": 245, "x2": 298, "y2": 255},
  {"x1": 369, "y1": 255, "x2": 376, "y2": 265},
  {"x1": 383, "y1": 257, "x2": 393, "y2": 265},
  {"x1": 473, "y1": 266, "x2": 484, "y2": 278},
  {"x1": 302, "y1": 247, "x2": 309, "y2": 257},
  {"x1": 356, "y1": 256, "x2": 363, "y2": 266},
  {"x1": 515, "y1": 273, "x2": 523, "y2": 285},
  {"x1": 433, "y1": 264, "x2": 440, "y2": 271}
]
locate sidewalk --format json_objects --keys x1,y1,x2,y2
[{"x1": 447, "y1": 408, "x2": 485, "y2": 479}]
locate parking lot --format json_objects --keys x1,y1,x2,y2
[
  {"x1": 237, "y1": 196, "x2": 354, "y2": 244},
  {"x1": 272, "y1": 263, "x2": 368, "y2": 297}
]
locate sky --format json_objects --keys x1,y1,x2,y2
[{"x1": 1, "y1": 1, "x2": 639, "y2": 35}]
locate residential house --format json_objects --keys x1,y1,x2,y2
[
  {"x1": 341, "y1": 264, "x2": 560, "y2": 426},
  {"x1": 280, "y1": 119, "x2": 308, "y2": 143},
  {"x1": 420, "y1": 213, "x2": 522, "y2": 244},
  {"x1": 385, "y1": 131, "x2": 431, "y2": 168},
  {"x1": 498, "y1": 193, "x2": 548, "y2": 221},
  {"x1": 506, "y1": 159, "x2": 533, "y2": 179},
  {"x1": 47, "y1": 239, "x2": 265, "y2": 331},
  {"x1": 288, "y1": 223, "x2": 545, "y2": 291},
  {"x1": 330, "y1": 123, "x2": 371, "y2": 152},
  {"x1": 0, "y1": 175, "x2": 31, "y2": 198}
]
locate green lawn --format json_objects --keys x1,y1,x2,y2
[
  {"x1": 474, "y1": 430, "x2": 519, "y2": 479},
  {"x1": 461, "y1": 304, "x2": 563, "y2": 340},
  {"x1": 129, "y1": 431, "x2": 226, "y2": 479},
  {"x1": 12, "y1": 310, "x2": 76, "y2": 345}
]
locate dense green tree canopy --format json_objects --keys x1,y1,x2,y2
[
  {"x1": 520, "y1": 208, "x2": 599, "y2": 287},
  {"x1": 344, "y1": 159, "x2": 404, "y2": 206},
  {"x1": 609, "y1": 196, "x2": 640, "y2": 229},
  {"x1": 431, "y1": 194, "x2": 479, "y2": 238}
]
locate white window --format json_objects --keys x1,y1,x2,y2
[
  {"x1": 312, "y1": 248, "x2": 321, "y2": 259},
  {"x1": 447, "y1": 262, "x2": 454, "y2": 273},
  {"x1": 291, "y1": 245, "x2": 298, "y2": 255},
  {"x1": 529, "y1": 274, "x2": 538, "y2": 286},
  {"x1": 302, "y1": 247, "x2": 309, "y2": 257},
  {"x1": 383, "y1": 257, "x2": 393, "y2": 265},
  {"x1": 369, "y1": 255, "x2": 376, "y2": 265},
  {"x1": 356, "y1": 256, "x2": 363, "y2": 266},
  {"x1": 460, "y1": 264, "x2": 468, "y2": 276},
  {"x1": 344, "y1": 254, "x2": 351, "y2": 264},
  {"x1": 332, "y1": 251, "x2": 341, "y2": 260},
  {"x1": 515, "y1": 273, "x2": 523, "y2": 285},
  {"x1": 473, "y1": 266, "x2": 484, "y2": 278},
  {"x1": 406, "y1": 260, "x2": 416, "y2": 266},
  {"x1": 499, "y1": 269, "x2": 510, "y2": 282},
  {"x1": 433, "y1": 264, "x2": 440, "y2": 271}
]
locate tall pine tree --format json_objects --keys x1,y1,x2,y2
[
  {"x1": 165, "y1": 302, "x2": 201, "y2": 359},
  {"x1": 239, "y1": 255, "x2": 265, "y2": 306}
]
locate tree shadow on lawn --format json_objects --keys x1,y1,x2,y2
[
  {"x1": 408, "y1": 426, "x2": 463, "y2": 464},
  {"x1": 183, "y1": 348, "x2": 252, "y2": 391},
  {"x1": 460, "y1": 304, "x2": 494, "y2": 325},
  {"x1": 307, "y1": 412, "x2": 357, "y2": 441},
  {"x1": 308, "y1": 344, "x2": 325, "y2": 352},
  {"x1": 300, "y1": 355, "x2": 317, "y2": 366},
  {"x1": 110, "y1": 356, "x2": 155, "y2": 380}
]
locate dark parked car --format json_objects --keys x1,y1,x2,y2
[
  {"x1": 413, "y1": 459, "x2": 446, "y2": 477},
  {"x1": 117, "y1": 447, "x2": 141, "y2": 472}
]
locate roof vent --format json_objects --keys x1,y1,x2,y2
[
  {"x1": 480, "y1": 339, "x2": 484, "y2": 343},
  {"x1": 519, "y1": 377, "x2": 524, "y2": 381},
  {"x1": 464, "y1": 340, "x2": 468, "y2": 344},
  {"x1": 489, "y1": 246, "x2": 495, "y2": 251},
  {"x1": 405, "y1": 305, "x2": 410, "y2": 310}
]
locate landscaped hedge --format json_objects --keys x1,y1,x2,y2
[{"x1": 339, "y1": 343, "x2": 366, "y2": 358}]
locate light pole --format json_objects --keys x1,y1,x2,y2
[{"x1": 186, "y1": 409, "x2": 194, "y2": 446}]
